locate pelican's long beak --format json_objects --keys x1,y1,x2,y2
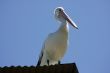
[{"x1": 60, "y1": 10, "x2": 78, "y2": 29}]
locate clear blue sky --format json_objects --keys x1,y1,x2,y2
[{"x1": 0, "y1": 0, "x2": 110, "y2": 73}]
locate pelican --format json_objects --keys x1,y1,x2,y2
[{"x1": 37, "y1": 7, "x2": 78, "y2": 66}]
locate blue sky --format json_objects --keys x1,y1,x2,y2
[{"x1": 0, "y1": 0, "x2": 110, "y2": 73}]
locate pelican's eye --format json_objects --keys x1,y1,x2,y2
[{"x1": 59, "y1": 9, "x2": 62, "y2": 12}]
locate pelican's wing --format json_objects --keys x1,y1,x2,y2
[
  {"x1": 37, "y1": 42, "x2": 46, "y2": 66},
  {"x1": 37, "y1": 49, "x2": 43, "y2": 66},
  {"x1": 37, "y1": 33, "x2": 54, "y2": 66}
]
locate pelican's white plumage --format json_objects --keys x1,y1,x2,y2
[{"x1": 37, "y1": 7, "x2": 78, "y2": 66}]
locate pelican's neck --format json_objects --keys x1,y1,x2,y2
[{"x1": 58, "y1": 21, "x2": 69, "y2": 33}]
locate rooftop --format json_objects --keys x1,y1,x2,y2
[{"x1": 0, "y1": 63, "x2": 79, "y2": 73}]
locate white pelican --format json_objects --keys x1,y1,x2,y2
[{"x1": 37, "y1": 7, "x2": 78, "y2": 66}]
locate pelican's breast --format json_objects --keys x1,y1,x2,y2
[{"x1": 45, "y1": 30, "x2": 68, "y2": 61}]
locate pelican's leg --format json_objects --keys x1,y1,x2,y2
[
  {"x1": 47, "y1": 59, "x2": 49, "y2": 66},
  {"x1": 58, "y1": 61, "x2": 60, "y2": 64}
]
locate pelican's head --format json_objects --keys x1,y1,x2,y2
[{"x1": 54, "y1": 7, "x2": 78, "y2": 29}]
